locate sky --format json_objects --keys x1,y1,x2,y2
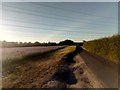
[{"x1": 0, "y1": 2, "x2": 118, "y2": 43}]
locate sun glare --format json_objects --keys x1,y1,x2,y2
[{"x1": 0, "y1": 25, "x2": 16, "y2": 42}]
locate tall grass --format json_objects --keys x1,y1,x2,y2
[{"x1": 83, "y1": 35, "x2": 120, "y2": 63}]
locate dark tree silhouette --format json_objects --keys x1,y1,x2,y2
[{"x1": 59, "y1": 40, "x2": 75, "y2": 45}]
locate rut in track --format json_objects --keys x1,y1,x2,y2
[{"x1": 42, "y1": 46, "x2": 103, "y2": 88}]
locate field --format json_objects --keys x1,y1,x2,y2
[
  {"x1": 1, "y1": 2, "x2": 118, "y2": 88},
  {"x1": 2, "y1": 46, "x2": 65, "y2": 61},
  {"x1": 2, "y1": 46, "x2": 103, "y2": 88},
  {"x1": 2, "y1": 45, "x2": 118, "y2": 88},
  {"x1": 2, "y1": 46, "x2": 65, "y2": 76},
  {"x1": 83, "y1": 35, "x2": 119, "y2": 63}
]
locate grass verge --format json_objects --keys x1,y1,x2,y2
[
  {"x1": 2, "y1": 46, "x2": 76, "y2": 88},
  {"x1": 83, "y1": 35, "x2": 119, "y2": 63}
]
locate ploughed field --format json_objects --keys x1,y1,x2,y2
[
  {"x1": 2, "y1": 46, "x2": 65, "y2": 61},
  {"x1": 2, "y1": 46, "x2": 117, "y2": 88},
  {"x1": 2, "y1": 46, "x2": 103, "y2": 88},
  {"x1": 2, "y1": 46, "x2": 65, "y2": 76}
]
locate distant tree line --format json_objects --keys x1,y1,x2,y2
[
  {"x1": 0, "y1": 39, "x2": 83, "y2": 48},
  {"x1": 83, "y1": 35, "x2": 120, "y2": 63}
]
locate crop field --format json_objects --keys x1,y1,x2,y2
[
  {"x1": 2, "y1": 45, "x2": 118, "y2": 88},
  {"x1": 2, "y1": 46, "x2": 65, "y2": 76},
  {"x1": 2, "y1": 46, "x2": 65, "y2": 62},
  {"x1": 83, "y1": 35, "x2": 119, "y2": 63}
]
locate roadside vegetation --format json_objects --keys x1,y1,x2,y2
[
  {"x1": 1, "y1": 40, "x2": 82, "y2": 48},
  {"x1": 2, "y1": 46, "x2": 76, "y2": 88},
  {"x1": 83, "y1": 35, "x2": 119, "y2": 63}
]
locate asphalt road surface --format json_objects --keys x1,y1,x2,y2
[{"x1": 78, "y1": 49, "x2": 118, "y2": 88}]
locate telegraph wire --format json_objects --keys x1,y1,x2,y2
[
  {"x1": 2, "y1": 23, "x2": 112, "y2": 35},
  {"x1": 3, "y1": 4, "x2": 117, "y2": 24},
  {"x1": 3, "y1": 8, "x2": 117, "y2": 27},
  {"x1": 31, "y1": 3, "x2": 117, "y2": 19}
]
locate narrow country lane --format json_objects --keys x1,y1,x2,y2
[{"x1": 79, "y1": 49, "x2": 118, "y2": 88}]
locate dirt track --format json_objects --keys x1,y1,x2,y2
[
  {"x1": 2, "y1": 46, "x2": 77, "y2": 88},
  {"x1": 2, "y1": 46, "x2": 118, "y2": 88},
  {"x1": 79, "y1": 49, "x2": 118, "y2": 88}
]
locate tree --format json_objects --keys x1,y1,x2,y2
[
  {"x1": 59, "y1": 39, "x2": 75, "y2": 45},
  {"x1": 34, "y1": 41, "x2": 41, "y2": 46},
  {"x1": 48, "y1": 42, "x2": 57, "y2": 46}
]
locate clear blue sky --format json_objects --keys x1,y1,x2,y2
[{"x1": 1, "y1": 2, "x2": 118, "y2": 43}]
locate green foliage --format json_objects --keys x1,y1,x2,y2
[{"x1": 83, "y1": 35, "x2": 120, "y2": 63}]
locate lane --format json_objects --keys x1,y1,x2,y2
[{"x1": 79, "y1": 49, "x2": 118, "y2": 88}]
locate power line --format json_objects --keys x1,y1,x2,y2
[
  {"x1": 2, "y1": 18, "x2": 113, "y2": 31},
  {"x1": 1, "y1": 18, "x2": 90, "y2": 29},
  {"x1": 1, "y1": 23, "x2": 95, "y2": 33},
  {"x1": 3, "y1": 4, "x2": 117, "y2": 24},
  {"x1": 31, "y1": 3, "x2": 117, "y2": 19},
  {"x1": 3, "y1": 19, "x2": 116, "y2": 31},
  {"x1": 3, "y1": 8, "x2": 117, "y2": 27},
  {"x1": 2, "y1": 23, "x2": 110, "y2": 34}
]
